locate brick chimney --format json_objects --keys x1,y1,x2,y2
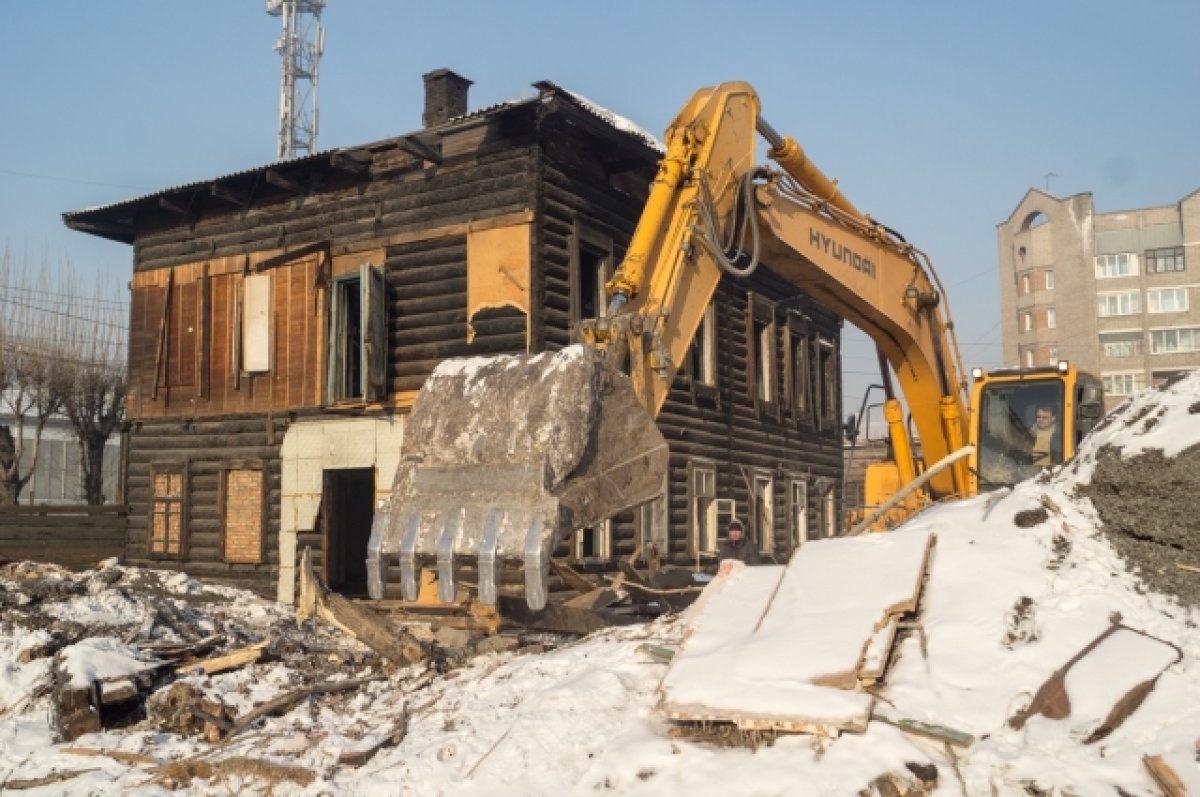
[{"x1": 422, "y1": 69, "x2": 472, "y2": 128}]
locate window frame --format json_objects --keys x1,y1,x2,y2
[
  {"x1": 326, "y1": 261, "x2": 386, "y2": 404},
  {"x1": 752, "y1": 471, "x2": 774, "y2": 556},
  {"x1": 1100, "y1": 332, "x2": 1144, "y2": 359},
  {"x1": 1044, "y1": 269, "x2": 1054, "y2": 290},
  {"x1": 745, "y1": 293, "x2": 779, "y2": 416},
  {"x1": 569, "y1": 223, "x2": 616, "y2": 334},
  {"x1": 1149, "y1": 326, "x2": 1200, "y2": 355},
  {"x1": 785, "y1": 314, "x2": 815, "y2": 428},
  {"x1": 1094, "y1": 252, "x2": 1137, "y2": 279},
  {"x1": 1145, "y1": 246, "x2": 1185, "y2": 274},
  {"x1": 1102, "y1": 371, "x2": 1145, "y2": 397},
  {"x1": 149, "y1": 461, "x2": 188, "y2": 560},
  {"x1": 1097, "y1": 291, "x2": 1141, "y2": 318},
  {"x1": 687, "y1": 459, "x2": 719, "y2": 558},
  {"x1": 788, "y1": 479, "x2": 808, "y2": 549},
  {"x1": 816, "y1": 336, "x2": 839, "y2": 431},
  {"x1": 1147, "y1": 287, "x2": 1189, "y2": 314}
]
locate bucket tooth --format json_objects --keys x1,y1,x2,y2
[
  {"x1": 477, "y1": 510, "x2": 502, "y2": 606},
  {"x1": 399, "y1": 511, "x2": 422, "y2": 601},
  {"x1": 436, "y1": 510, "x2": 463, "y2": 605},
  {"x1": 523, "y1": 514, "x2": 550, "y2": 611}
]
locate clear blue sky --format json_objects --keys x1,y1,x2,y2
[{"x1": 3, "y1": 1, "x2": 1198, "y2": 414}]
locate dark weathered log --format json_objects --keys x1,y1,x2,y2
[{"x1": 296, "y1": 547, "x2": 427, "y2": 668}]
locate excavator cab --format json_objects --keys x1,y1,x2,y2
[{"x1": 970, "y1": 362, "x2": 1103, "y2": 492}]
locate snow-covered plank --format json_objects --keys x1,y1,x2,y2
[
  {"x1": 736, "y1": 530, "x2": 935, "y2": 689},
  {"x1": 658, "y1": 532, "x2": 934, "y2": 735}
]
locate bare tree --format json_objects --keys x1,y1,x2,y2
[
  {"x1": 0, "y1": 248, "x2": 125, "y2": 505},
  {"x1": 63, "y1": 308, "x2": 127, "y2": 505},
  {"x1": 0, "y1": 263, "x2": 72, "y2": 503}
]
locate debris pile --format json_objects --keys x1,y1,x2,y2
[{"x1": 0, "y1": 375, "x2": 1196, "y2": 795}]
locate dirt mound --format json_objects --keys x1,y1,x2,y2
[
  {"x1": 1073, "y1": 372, "x2": 1200, "y2": 610},
  {"x1": 1079, "y1": 445, "x2": 1200, "y2": 608}
]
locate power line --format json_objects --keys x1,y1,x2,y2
[{"x1": 0, "y1": 167, "x2": 149, "y2": 192}]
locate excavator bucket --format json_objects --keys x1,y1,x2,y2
[{"x1": 366, "y1": 345, "x2": 669, "y2": 611}]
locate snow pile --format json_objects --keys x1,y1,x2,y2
[{"x1": 0, "y1": 375, "x2": 1198, "y2": 795}]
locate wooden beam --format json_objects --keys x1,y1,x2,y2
[
  {"x1": 394, "y1": 135, "x2": 442, "y2": 165},
  {"x1": 209, "y1": 182, "x2": 249, "y2": 208},
  {"x1": 330, "y1": 151, "x2": 372, "y2": 176},
  {"x1": 158, "y1": 195, "x2": 194, "y2": 217},
  {"x1": 265, "y1": 169, "x2": 304, "y2": 194}
]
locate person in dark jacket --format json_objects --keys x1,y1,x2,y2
[{"x1": 718, "y1": 518, "x2": 760, "y2": 565}]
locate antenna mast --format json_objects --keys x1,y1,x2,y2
[{"x1": 267, "y1": 0, "x2": 325, "y2": 161}]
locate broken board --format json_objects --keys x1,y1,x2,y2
[{"x1": 658, "y1": 530, "x2": 935, "y2": 734}]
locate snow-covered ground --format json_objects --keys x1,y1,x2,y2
[{"x1": 2, "y1": 375, "x2": 1199, "y2": 795}]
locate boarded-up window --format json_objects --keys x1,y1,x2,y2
[
  {"x1": 223, "y1": 468, "x2": 264, "y2": 564},
  {"x1": 242, "y1": 274, "x2": 272, "y2": 373},
  {"x1": 150, "y1": 465, "x2": 186, "y2": 558},
  {"x1": 167, "y1": 280, "x2": 198, "y2": 388}
]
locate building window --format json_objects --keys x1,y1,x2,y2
[
  {"x1": 242, "y1": 274, "x2": 272, "y2": 374},
  {"x1": 1045, "y1": 270, "x2": 1054, "y2": 290},
  {"x1": 1097, "y1": 291, "x2": 1141, "y2": 317},
  {"x1": 788, "y1": 326, "x2": 813, "y2": 425},
  {"x1": 574, "y1": 519, "x2": 612, "y2": 563},
  {"x1": 1022, "y1": 311, "x2": 1033, "y2": 331},
  {"x1": 1095, "y1": 253, "x2": 1137, "y2": 279},
  {"x1": 1021, "y1": 274, "x2": 1031, "y2": 295},
  {"x1": 752, "y1": 473, "x2": 774, "y2": 555},
  {"x1": 755, "y1": 318, "x2": 775, "y2": 403},
  {"x1": 788, "y1": 480, "x2": 808, "y2": 548},
  {"x1": 747, "y1": 294, "x2": 777, "y2": 408},
  {"x1": 1145, "y1": 246, "x2": 1185, "y2": 273},
  {"x1": 222, "y1": 467, "x2": 264, "y2": 564},
  {"x1": 688, "y1": 460, "x2": 718, "y2": 556},
  {"x1": 150, "y1": 464, "x2": 186, "y2": 559},
  {"x1": 1048, "y1": 346, "x2": 1059, "y2": 363},
  {"x1": 1147, "y1": 288, "x2": 1188, "y2": 314},
  {"x1": 638, "y1": 471, "x2": 669, "y2": 555},
  {"x1": 1103, "y1": 371, "x2": 1145, "y2": 396},
  {"x1": 1150, "y1": 327, "x2": 1200, "y2": 355},
  {"x1": 327, "y1": 263, "x2": 386, "y2": 403},
  {"x1": 1024, "y1": 349, "x2": 1034, "y2": 367},
  {"x1": 1047, "y1": 307, "x2": 1056, "y2": 329},
  {"x1": 1101, "y1": 332, "x2": 1143, "y2": 358},
  {"x1": 572, "y1": 228, "x2": 614, "y2": 329},
  {"x1": 817, "y1": 337, "x2": 838, "y2": 429},
  {"x1": 687, "y1": 305, "x2": 717, "y2": 387}
]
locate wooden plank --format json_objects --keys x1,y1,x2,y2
[
  {"x1": 1143, "y1": 755, "x2": 1187, "y2": 797},
  {"x1": 151, "y1": 272, "x2": 172, "y2": 400}
]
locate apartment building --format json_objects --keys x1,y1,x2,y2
[{"x1": 997, "y1": 187, "x2": 1200, "y2": 410}]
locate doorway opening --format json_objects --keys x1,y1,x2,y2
[{"x1": 322, "y1": 467, "x2": 375, "y2": 595}]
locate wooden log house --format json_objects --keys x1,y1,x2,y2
[{"x1": 64, "y1": 71, "x2": 845, "y2": 602}]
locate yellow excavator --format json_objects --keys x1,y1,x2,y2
[{"x1": 366, "y1": 82, "x2": 1104, "y2": 610}]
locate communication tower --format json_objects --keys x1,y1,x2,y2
[{"x1": 266, "y1": 0, "x2": 325, "y2": 160}]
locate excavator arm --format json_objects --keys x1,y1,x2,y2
[
  {"x1": 592, "y1": 81, "x2": 971, "y2": 499},
  {"x1": 368, "y1": 82, "x2": 972, "y2": 610}
]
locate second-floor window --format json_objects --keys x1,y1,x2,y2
[
  {"x1": 1103, "y1": 371, "x2": 1145, "y2": 396},
  {"x1": 1045, "y1": 269, "x2": 1054, "y2": 290},
  {"x1": 327, "y1": 262, "x2": 386, "y2": 403},
  {"x1": 1150, "y1": 327, "x2": 1200, "y2": 355},
  {"x1": 1147, "y1": 288, "x2": 1188, "y2": 314},
  {"x1": 1095, "y1": 253, "x2": 1136, "y2": 279},
  {"x1": 1047, "y1": 308, "x2": 1056, "y2": 329},
  {"x1": 1097, "y1": 291, "x2": 1141, "y2": 317},
  {"x1": 1145, "y1": 246, "x2": 1185, "y2": 273},
  {"x1": 1101, "y1": 332, "x2": 1143, "y2": 358}
]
